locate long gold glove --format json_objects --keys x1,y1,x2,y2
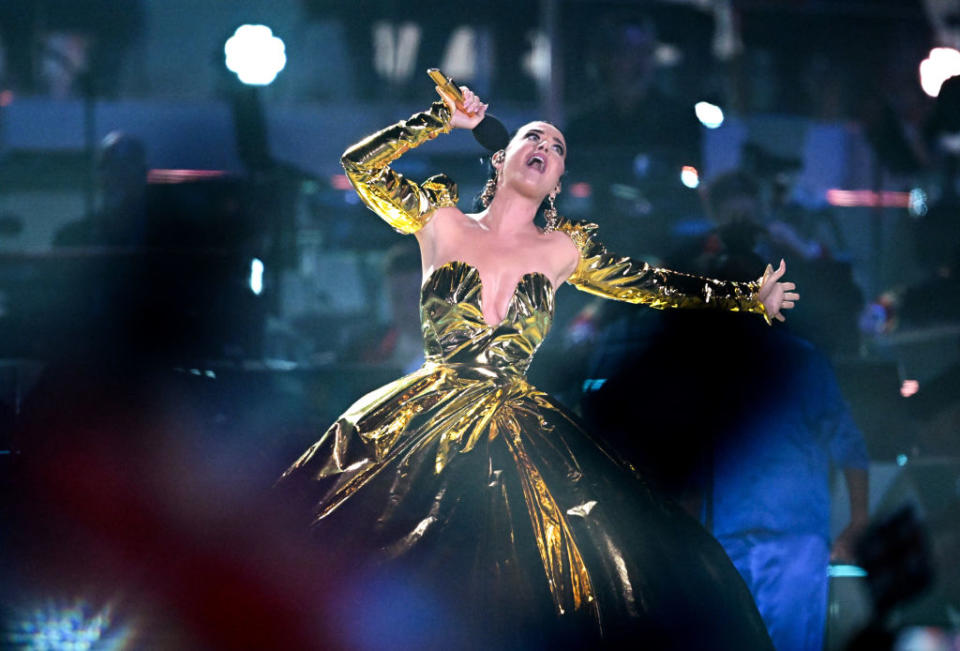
[
  {"x1": 552, "y1": 217, "x2": 770, "y2": 322},
  {"x1": 341, "y1": 101, "x2": 459, "y2": 234}
]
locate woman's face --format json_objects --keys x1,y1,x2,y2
[{"x1": 497, "y1": 121, "x2": 566, "y2": 199}]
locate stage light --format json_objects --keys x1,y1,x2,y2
[
  {"x1": 250, "y1": 258, "x2": 264, "y2": 295},
  {"x1": 7, "y1": 600, "x2": 131, "y2": 650},
  {"x1": 581, "y1": 378, "x2": 607, "y2": 392},
  {"x1": 897, "y1": 453, "x2": 909, "y2": 467},
  {"x1": 919, "y1": 47, "x2": 960, "y2": 98},
  {"x1": 900, "y1": 380, "x2": 919, "y2": 398},
  {"x1": 695, "y1": 101, "x2": 724, "y2": 129},
  {"x1": 224, "y1": 25, "x2": 287, "y2": 86},
  {"x1": 680, "y1": 165, "x2": 700, "y2": 189},
  {"x1": 828, "y1": 564, "x2": 868, "y2": 578},
  {"x1": 908, "y1": 188, "x2": 928, "y2": 218},
  {"x1": 825, "y1": 189, "x2": 911, "y2": 208}
]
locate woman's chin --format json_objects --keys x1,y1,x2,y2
[{"x1": 506, "y1": 175, "x2": 554, "y2": 200}]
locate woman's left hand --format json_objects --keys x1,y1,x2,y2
[
  {"x1": 757, "y1": 259, "x2": 799, "y2": 322},
  {"x1": 439, "y1": 86, "x2": 487, "y2": 130}
]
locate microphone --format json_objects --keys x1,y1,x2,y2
[{"x1": 427, "y1": 68, "x2": 510, "y2": 152}]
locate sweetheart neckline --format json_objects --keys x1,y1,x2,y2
[{"x1": 422, "y1": 260, "x2": 555, "y2": 329}]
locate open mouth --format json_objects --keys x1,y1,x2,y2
[{"x1": 525, "y1": 154, "x2": 545, "y2": 172}]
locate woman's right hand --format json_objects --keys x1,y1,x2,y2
[{"x1": 438, "y1": 85, "x2": 487, "y2": 130}]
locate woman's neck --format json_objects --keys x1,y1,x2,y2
[{"x1": 481, "y1": 188, "x2": 541, "y2": 235}]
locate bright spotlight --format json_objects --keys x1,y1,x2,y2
[
  {"x1": 694, "y1": 101, "x2": 724, "y2": 129},
  {"x1": 680, "y1": 165, "x2": 700, "y2": 189},
  {"x1": 919, "y1": 47, "x2": 960, "y2": 97},
  {"x1": 225, "y1": 25, "x2": 287, "y2": 86},
  {"x1": 250, "y1": 258, "x2": 264, "y2": 295}
]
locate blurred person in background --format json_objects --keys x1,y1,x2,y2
[
  {"x1": 582, "y1": 248, "x2": 869, "y2": 651},
  {"x1": 0, "y1": 0, "x2": 143, "y2": 98},
  {"x1": 53, "y1": 131, "x2": 148, "y2": 248},
  {"x1": 564, "y1": 14, "x2": 701, "y2": 172},
  {"x1": 277, "y1": 77, "x2": 798, "y2": 648},
  {"x1": 563, "y1": 13, "x2": 704, "y2": 253},
  {"x1": 900, "y1": 75, "x2": 960, "y2": 327},
  {"x1": 697, "y1": 168, "x2": 863, "y2": 356}
]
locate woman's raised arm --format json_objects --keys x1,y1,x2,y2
[{"x1": 340, "y1": 102, "x2": 459, "y2": 234}]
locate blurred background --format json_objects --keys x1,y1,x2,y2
[{"x1": 0, "y1": 1, "x2": 958, "y2": 649}]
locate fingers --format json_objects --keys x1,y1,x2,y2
[
  {"x1": 459, "y1": 87, "x2": 486, "y2": 115},
  {"x1": 775, "y1": 312, "x2": 786, "y2": 322},
  {"x1": 782, "y1": 301, "x2": 795, "y2": 310},
  {"x1": 784, "y1": 292, "x2": 800, "y2": 302},
  {"x1": 771, "y1": 258, "x2": 787, "y2": 281}
]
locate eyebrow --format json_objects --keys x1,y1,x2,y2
[{"x1": 525, "y1": 128, "x2": 566, "y2": 150}]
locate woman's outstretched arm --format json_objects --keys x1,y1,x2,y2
[{"x1": 552, "y1": 217, "x2": 798, "y2": 322}]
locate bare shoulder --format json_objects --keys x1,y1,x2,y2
[
  {"x1": 415, "y1": 205, "x2": 474, "y2": 261},
  {"x1": 418, "y1": 206, "x2": 468, "y2": 239},
  {"x1": 542, "y1": 227, "x2": 581, "y2": 279}
]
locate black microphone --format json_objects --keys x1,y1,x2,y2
[{"x1": 427, "y1": 68, "x2": 510, "y2": 152}]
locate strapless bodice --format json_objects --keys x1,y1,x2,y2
[{"x1": 420, "y1": 260, "x2": 555, "y2": 376}]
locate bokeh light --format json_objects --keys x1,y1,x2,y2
[
  {"x1": 6, "y1": 599, "x2": 134, "y2": 651},
  {"x1": 919, "y1": 47, "x2": 960, "y2": 98},
  {"x1": 694, "y1": 101, "x2": 724, "y2": 129},
  {"x1": 250, "y1": 258, "x2": 264, "y2": 295},
  {"x1": 680, "y1": 165, "x2": 700, "y2": 189},
  {"x1": 224, "y1": 25, "x2": 287, "y2": 86}
]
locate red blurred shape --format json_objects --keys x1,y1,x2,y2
[
  {"x1": 826, "y1": 189, "x2": 910, "y2": 208},
  {"x1": 330, "y1": 174, "x2": 353, "y2": 190},
  {"x1": 569, "y1": 182, "x2": 592, "y2": 198},
  {"x1": 0, "y1": 90, "x2": 14, "y2": 106},
  {"x1": 148, "y1": 169, "x2": 228, "y2": 184}
]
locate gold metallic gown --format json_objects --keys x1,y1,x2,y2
[{"x1": 278, "y1": 103, "x2": 774, "y2": 649}]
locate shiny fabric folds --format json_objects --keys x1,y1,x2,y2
[
  {"x1": 341, "y1": 101, "x2": 458, "y2": 234},
  {"x1": 549, "y1": 216, "x2": 769, "y2": 321},
  {"x1": 286, "y1": 261, "x2": 599, "y2": 617},
  {"x1": 278, "y1": 105, "x2": 774, "y2": 648}
]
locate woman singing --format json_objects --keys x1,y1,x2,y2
[{"x1": 278, "y1": 84, "x2": 796, "y2": 649}]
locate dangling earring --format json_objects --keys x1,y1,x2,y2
[
  {"x1": 480, "y1": 171, "x2": 498, "y2": 208},
  {"x1": 480, "y1": 150, "x2": 504, "y2": 208},
  {"x1": 543, "y1": 187, "x2": 560, "y2": 227}
]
